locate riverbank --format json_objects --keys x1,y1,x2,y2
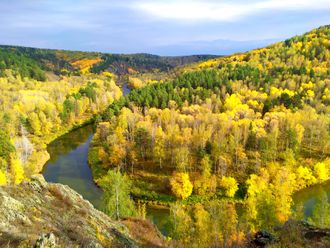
[
  {"x1": 27, "y1": 116, "x2": 96, "y2": 177},
  {"x1": 27, "y1": 80, "x2": 130, "y2": 177}
]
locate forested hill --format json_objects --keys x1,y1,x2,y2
[
  {"x1": 0, "y1": 45, "x2": 216, "y2": 80},
  {"x1": 119, "y1": 25, "x2": 330, "y2": 110},
  {"x1": 87, "y1": 25, "x2": 330, "y2": 246}
]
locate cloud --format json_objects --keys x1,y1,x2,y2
[
  {"x1": 134, "y1": 0, "x2": 330, "y2": 22},
  {"x1": 0, "y1": 0, "x2": 328, "y2": 55}
]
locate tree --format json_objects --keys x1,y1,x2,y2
[
  {"x1": 296, "y1": 166, "x2": 316, "y2": 189},
  {"x1": 245, "y1": 170, "x2": 270, "y2": 229},
  {"x1": 99, "y1": 169, "x2": 136, "y2": 220},
  {"x1": 269, "y1": 164, "x2": 296, "y2": 222},
  {"x1": 174, "y1": 146, "x2": 190, "y2": 172},
  {"x1": 19, "y1": 126, "x2": 33, "y2": 164},
  {"x1": 153, "y1": 127, "x2": 166, "y2": 169},
  {"x1": 207, "y1": 201, "x2": 239, "y2": 247},
  {"x1": 313, "y1": 161, "x2": 329, "y2": 182},
  {"x1": 220, "y1": 176, "x2": 238, "y2": 197},
  {"x1": 28, "y1": 112, "x2": 42, "y2": 135},
  {"x1": 108, "y1": 127, "x2": 126, "y2": 168},
  {"x1": 170, "y1": 172, "x2": 193, "y2": 200},
  {"x1": 10, "y1": 157, "x2": 24, "y2": 185},
  {"x1": 200, "y1": 155, "x2": 211, "y2": 176},
  {"x1": 194, "y1": 155, "x2": 217, "y2": 196},
  {"x1": 0, "y1": 170, "x2": 6, "y2": 185},
  {"x1": 0, "y1": 130, "x2": 15, "y2": 160},
  {"x1": 134, "y1": 127, "x2": 151, "y2": 160}
]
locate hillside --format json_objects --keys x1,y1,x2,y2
[
  {"x1": 0, "y1": 175, "x2": 167, "y2": 247},
  {"x1": 89, "y1": 25, "x2": 330, "y2": 247}
]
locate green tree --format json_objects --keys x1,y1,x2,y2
[
  {"x1": 99, "y1": 169, "x2": 136, "y2": 220},
  {"x1": 0, "y1": 130, "x2": 15, "y2": 161}
]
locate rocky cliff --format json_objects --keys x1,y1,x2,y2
[{"x1": 0, "y1": 175, "x2": 167, "y2": 248}]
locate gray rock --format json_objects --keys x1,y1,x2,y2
[
  {"x1": 30, "y1": 174, "x2": 48, "y2": 192},
  {"x1": 35, "y1": 233, "x2": 57, "y2": 248}
]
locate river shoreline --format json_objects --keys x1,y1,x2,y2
[
  {"x1": 32, "y1": 117, "x2": 96, "y2": 176},
  {"x1": 35, "y1": 83, "x2": 130, "y2": 176}
]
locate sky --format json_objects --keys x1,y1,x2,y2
[{"x1": 0, "y1": 0, "x2": 329, "y2": 56}]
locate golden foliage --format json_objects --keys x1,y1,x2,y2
[
  {"x1": 71, "y1": 58, "x2": 102, "y2": 73},
  {"x1": 170, "y1": 172, "x2": 193, "y2": 200},
  {"x1": 219, "y1": 176, "x2": 238, "y2": 197},
  {"x1": 10, "y1": 157, "x2": 24, "y2": 185},
  {"x1": 0, "y1": 170, "x2": 6, "y2": 186}
]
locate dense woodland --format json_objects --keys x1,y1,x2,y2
[
  {"x1": 88, "y1": 26, "x2": 330, "y2": 246},
  {"x1": 0, "y1": 45, "x2": 209, "y2": 187},
  {"x1": 0, "y1": 25, "x2": 329, "y2": 247}
]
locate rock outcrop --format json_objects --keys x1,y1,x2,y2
[
  {"x1": 0, "y1": 175, "x2": 167, "y2": 247},
  {"x1": 251, "y1": 220, "x2": 330, "y2": 248}
]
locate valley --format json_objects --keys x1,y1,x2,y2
[{"x1": 0, "y1": 25, "x2": 329, "y2": 247}]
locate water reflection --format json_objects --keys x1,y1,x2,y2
[
  {"x1": 292, "y1": 182, "x2": 330, "y2": 228},
  {"x1": 292, "y1": 181, "x2": 330, "y2": 225},
  {"x1": 42, "y1": 125, "x2": 103, "y2": 207}
]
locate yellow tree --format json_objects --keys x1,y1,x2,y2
[
  {"x1": 107, "y1": 126, "x2": 126, "y2": 168},
  {"x1": 313, "y1": 161, "x2": 329, "y2": 182},
  {"x1": 296, "y1": 166, "x2": 316, "y2": 189},
  {"x1": 220, "y1": 176, "x2": 239, "y2": 197},
  {"x1": 0, "y1": 170, "x2": 6, "y2": 185},
  {"x1": 10, "y1": 157, "x2": 24, "y2": 185},
  {"x1": 194, "y1": 155, "x2": 217, "y2": 196},
  {"x1": 28, "y1": 112, "x2": 42, "y2": 136},
  {"x1": 245, "y1": 169, "x2": 270, "y2": 230},
  {"x1": 170, "y1": 172, "x2": 193, "y2": 200},
  {"x1": 269, "y1": 163, "x2": 296, "y2": 223}
]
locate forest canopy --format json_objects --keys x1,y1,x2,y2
[{"x1": 89, "y1": 25, "x2": 330, "y2": 245}]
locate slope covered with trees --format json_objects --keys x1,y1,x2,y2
[
  {"x1": 0, "y1": 71, "x2": 122, "y2": 185},
  {"x1": 0, "y1": 44, "x2": 211, "y2": 187},
  {"x1": 89, "y1": 25, "x2": 330, "y2": 246}
]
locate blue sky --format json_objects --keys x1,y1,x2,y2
[{"x1": 0, "y1": 0, "x2": 329, "y2": 55}]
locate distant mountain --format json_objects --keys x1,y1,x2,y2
[{"x1": 0, "y1": 45, "x2": 216, "y2": 81}]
